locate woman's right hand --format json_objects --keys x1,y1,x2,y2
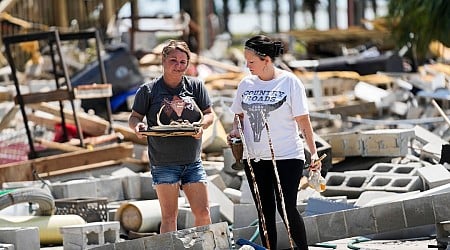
[
  {"x1": 227, "y1": 129, "x2": 241, "y2": 146},
  {"x1": 134, "y1": 122, "x2": 147, "y2": 139}
]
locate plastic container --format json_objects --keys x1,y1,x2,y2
[{"x1": 308, "y1": 170, "x2": 326, "y2": 192}]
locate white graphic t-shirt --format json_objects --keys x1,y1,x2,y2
[{"x1": 231, "y1": 70, "x2": 309, "y2": 161}]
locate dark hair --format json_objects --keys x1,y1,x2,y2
[
  {"x1": 162, "y1": 40, "x2": 191, "y2": 61},
  {"x1": 244, "y1": 35, "x2": 284, "y2": 61}
]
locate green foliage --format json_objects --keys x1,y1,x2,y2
[{"x1": 387, "y1": 0, "x2": 450, "y2": 60}]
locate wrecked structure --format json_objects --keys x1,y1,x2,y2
[
  {"x1": 0, "y1": 1, "x2": 449, "y2": 250},
  {"x1": 0, "y1": 32, "x2": 449, "y2": 248}
]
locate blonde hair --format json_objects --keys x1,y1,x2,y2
[{"x1": 162, "y1": 40, "x2": 191, "y2": 61}]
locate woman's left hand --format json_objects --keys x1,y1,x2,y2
[
  {"x1": 309, "y1": 159, "x2": 322, "y2": 172},
  {"x1": 192, "y1": 127, "x2": 203, "y2": 139}
]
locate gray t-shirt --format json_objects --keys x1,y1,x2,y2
[{"x1": 132, "y1": 76, "x2": 211, "y2": 166}]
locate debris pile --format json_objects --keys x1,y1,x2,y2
[{"x1": 0, "y1": 32, "x2": 449, "y2": 249}]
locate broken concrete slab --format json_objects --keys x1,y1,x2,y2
[
  {"x1": 416, "y1": 164, "x2": 450, "y2": 189},
  {"x1": 0, "y1": 227, "x2": 40, "y2": 250},
  {"x1": 90, "y1": 222, "x2": 232, "y2": 250}
]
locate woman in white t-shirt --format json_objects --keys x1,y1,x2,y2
[{"x1": 228, "y1": 35, "x2": 322, "y2": 250}]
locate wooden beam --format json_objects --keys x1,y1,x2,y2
[
  {"x1": 34, "y1": 138, "x2": 82, "y2": 152},
  {"x1": 29, "y1": 102, "x2": 109, "y2": 136},
  {"x1": 33, "y1": 142, "x2": 134, "y2": 174},
  {"x1": 15, "y1": 89, "x2": 74, "y2": 104},
  {"x1": 112, "y1": 123, "x2": 148, "y2": 145},
  {"x1": 0, "y1": 160, "x2": 34, "y2": 186},
  {"x1": 0, "y1": 104, "x2": 18, "y2": 131},
  {"x1": 38, "y1": 160, "x2": 120, "y2": 177},
  {"x1": 0, "y1": 142, "x2": 134, "y2": 186}
]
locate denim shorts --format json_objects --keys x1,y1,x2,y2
[{"x1": 150, "y1": 160, "x2": 207, "y2": 186}]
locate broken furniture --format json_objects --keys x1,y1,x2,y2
[{"x1": 2, "y1": 29, "x2": 113, "y2": 159}]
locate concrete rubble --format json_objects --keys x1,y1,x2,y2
[{"x1": 0, "y1": 37, "x2": 450, "y2": 250}]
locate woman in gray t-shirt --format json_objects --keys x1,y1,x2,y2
[{"x1": 129, "y1": 40, "x2": 214, "y2": 233}]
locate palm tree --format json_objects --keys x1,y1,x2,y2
[{"x1": 387, "y1": 0, "x2": 450, "y2": 64}]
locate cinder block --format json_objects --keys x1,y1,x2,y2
[
  {"x1": 222, "y1": 147, "x2": 239, "y2": 175},
  {"x1": 239, "y1": 178, "x2": 254, "y2": 204},
  {"x1": 95, "y1": 176, "x2": 124, "y2": 201},
  {"x1": 315, "y1": 210, "x2": 348, "y2": 243},
  {"x1": 365, "y1": 175, "x2": 423, "y2": 192},
  {"x1": 354, "y1": 191, "x2": 399, "y2": 207},
  {"x1": 0, "y1": 227, "x2": 39, "y2": 250},
  {"x1": 373, "y1": 201, "x2": 406, "y2": 233},
  {"x1": 322, "y1": 172, "x2": 370, "y2": 198},
  {"x1": 207, "y1": 174, "x2": 227, "y2": 191},
  {"x1": 416, "y1": 164, "x2": 450, "y2": 189},
  {"x1": 140, "y1": 173, "x2": 157, "y2": 200},
  {"x1": 361, "y1": 129, "x2": 414, "y2": 157},
  {"x1": 223, "y1": 188, "x2": 241, "y2": 204},
  {"x1": 177, "y1": 203, "x2": 221, "y2": 230},
  {"x1": 121, "y1": 174, "x2": 141, "y2": 200},
  {"x1": 219, "y1": 171, "x2": 242, "y2": 190},
  {"x1": 369, "y1": 163, "x2": 418, "y2": 176},
  {"x1": 207, "y1": 180, "x2": 234, "y2": 223},
  {"x1": 344, "y1": 206, "x2": 377, "y2": 236},
  {"x1": 59, "y1": 221, "x2": 120, "y2": 250},
  {"x1": 432, "y1": 192, "x2": 450, "y2": 223},
  {"x1": 51, "y1": 179, "x2": 97, "y2": 199},
  {"x1": 304, "y1": 216, "x2": 319, "y2": 245},
  {"x1": 235, "y1": 183, "x2": 450, "y2": 248},
  {"x1": 233, "y1": 204, "x2": 258, "y2": 228},
  {"x1": 321, "y1": 131, "x2": 361, "y2": 157},
  {"x1": 403, "y1": 195, "x2": 435, "y2": 227}
]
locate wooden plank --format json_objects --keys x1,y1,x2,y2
[
  {"x1": 74, "y1": 84, "x2": 113, "y2": 99},
  {"x1": 34, "y1": 138, "x2": 82, "y2": 152},
  {"x1": 287, "y1": 27, "x2": 389, "y2": 44},
  {"x1": 0, "y1": 160, "x2": 34, "y2": 186},
  {"x1": 15, "y1": 89, "x2": 74, "y2": 104},
  {"x1": 0, "y1": 142, "x2": 134, "y2": 186},
  {"x1": 37, "y1": 160, "x2": 121, "y2": 177},
  {"x1": 33, "y1": 142, "x2": 134, "y2": 174},
  {"x1": 316, "y1": 101, "x2": 378, "y2": 117},
  {"x1": 27, "y1": 112, "x2": 60, "y2": 130},
  {"x1": 0, "y1": 90, "x2": 13, "y2": 102},
  {"x1": 112, "y1": 123, "x2": 148, "y2": 145},
  {"x1": 29, "y1": 102, "x2": 109, "y2": 136}
]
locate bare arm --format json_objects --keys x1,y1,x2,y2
[
  {"x1": 200, "y1": 107, "x2": 214, "y2": 130},
  {"x1": 192, "y1": 107, "x2": 215, "y2": 139},
  {"x1": 295, "y1": 114, "x2": 322, "y2": 171},
  {"x1": 128, "y1": 110, "x2": 146, "y2": 139}
]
